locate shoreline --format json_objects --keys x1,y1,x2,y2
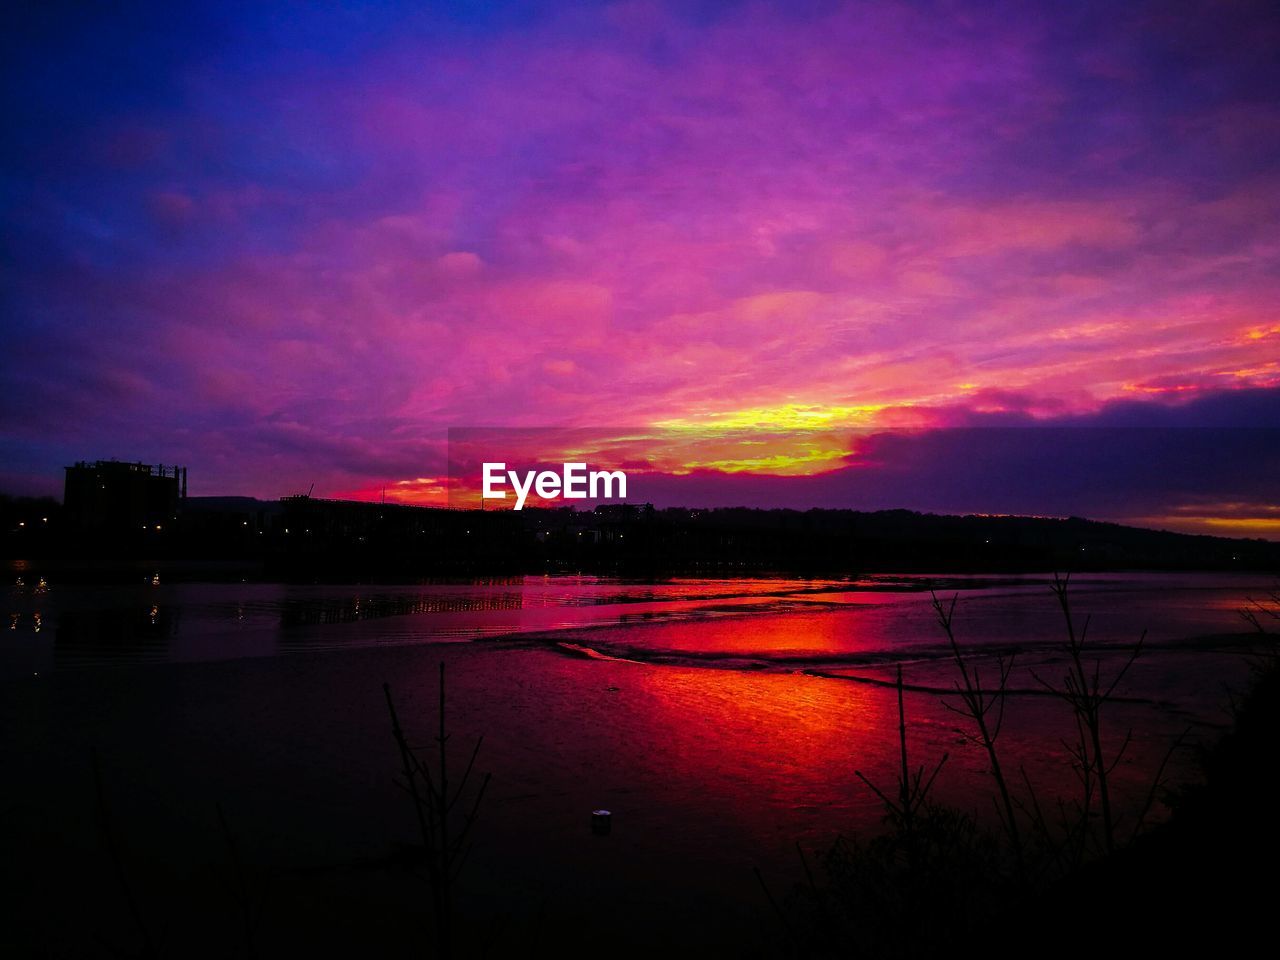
[{"x1": 2, "y1": 579, "x2": 1266, "y2": 955}]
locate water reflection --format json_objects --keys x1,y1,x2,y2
[
  {"x1": 630, "y1": 666, "x2": 896, "y2": 819},
  {"x1": 4, "y1": 573, "x2": 1263, "y2": 900},
  {"x1": 1, "y1": 573, "x2": 1271, "y2": 675},
  {"x1": 54, "y1": 605, "x2": 178, "y2": 667},
  {"x1": 278, "y1": 590, "x2": 528, "y2": 627}
]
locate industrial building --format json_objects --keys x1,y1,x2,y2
[{"x1": 63, "y1": 460, "x2": 187, "y2": 531}]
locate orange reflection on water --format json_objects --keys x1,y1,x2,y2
[
  {"x1": 594, "y1": 607, "x2": 879, "y2": 660},
  {"x1": 616, "y1": 662, "x2": 899, "y2": 838},
  {"x1": 392, "y1": 641, "x2": 904, "y2": 859}
]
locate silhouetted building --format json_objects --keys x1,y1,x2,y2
[{"x1": 63, "y1": 460, "x2": 186, "y2": 531}]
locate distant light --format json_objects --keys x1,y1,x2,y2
[
  {"x1": 17, "y1": 521, "x2": 23, "y2": 527},
  {"x1": 41, "y1": 517, "x2": 47, "y2": 522},
  {"x1": 155, "y1": 525, "x2": 162, "y2": 531}
]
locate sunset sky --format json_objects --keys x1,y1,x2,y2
[{"x1": 2, "y1": 1, "x2": 1278, "y2": 535}]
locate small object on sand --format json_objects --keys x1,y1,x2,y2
[{"x1": 591, "y1": 809, "x2": 612, "y2": 835}]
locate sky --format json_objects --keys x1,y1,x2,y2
[{"x1": 1, "y1": 0, "x2": 1278, "y2": 536}]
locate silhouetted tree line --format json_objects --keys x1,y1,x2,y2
[{"x1": 2, "y1": 492, "x2": 1277, "y2": 582}]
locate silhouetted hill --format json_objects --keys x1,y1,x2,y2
[{"x1": 3, "y1": 493, "x2": 1276, "y2": 581}]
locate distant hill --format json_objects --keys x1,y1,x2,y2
[{"x1": 4, "y1": 492, "x2": 1275, "y2": 580}]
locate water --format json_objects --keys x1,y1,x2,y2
[
  {"x1": 3, "y1": 571, "x2": 1267, "y2": 671},
  {"x1": 2, "y1": 572, "x2": 1272, "y2": 953}
]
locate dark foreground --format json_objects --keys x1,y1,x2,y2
[
  {"x1": 2, "y1": 600, "x2": 1276, "y2": 957},
  {"x1": 1011, "y1": 658, "x2": 1280, "y2": 960}
]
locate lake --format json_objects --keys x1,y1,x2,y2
[{"x1": 2, "y1": 572, "x2": 1271, "y2": 954}]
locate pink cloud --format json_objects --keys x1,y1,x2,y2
[{"x1": 4, "y1": 1, "x2": 1279, "y2": 511}]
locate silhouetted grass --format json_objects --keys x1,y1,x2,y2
[
  {"x1": 764, "y1": 573, "x2": 1262, "y2": 959},
  {"x1": 36, "y1": 579, "x2": 1278, "y2": 957},
  {"x1": 931, "y1": 591, "x2": 1022, "y2": 872},
  {"x1": 384, "y1": 662, "x2": 490, "y2": 959}
]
